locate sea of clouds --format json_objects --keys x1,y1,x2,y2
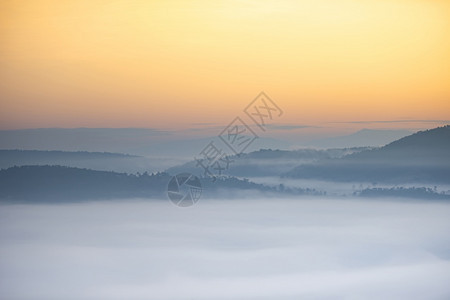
[{"x1": 1, "y1": 197, "x2": 450, "y2": 299}]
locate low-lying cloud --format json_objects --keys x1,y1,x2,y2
[{"x1": 1, "y1": 198, "x2": 449, "y2": 299}]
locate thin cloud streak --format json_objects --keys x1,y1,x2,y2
[{"x1": 329, "y1": 120, "x2": 450, "y2": 124}]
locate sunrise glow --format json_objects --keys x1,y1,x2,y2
[{"x1": 1, "y1": 0, "x2": 449, "y2": 130}]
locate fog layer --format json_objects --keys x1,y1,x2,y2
[{"x1": 1, "y1": 198, "x2": 450, "y2": 299}]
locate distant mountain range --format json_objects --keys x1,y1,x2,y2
[
  {"x1": 299, "y1": 129, "x2": 412, "y2": 148},
  {"x1": 0, "y1": 125, "x2": 448, "y2": 202},
  {"x1": 285, "y1": 125, "x2": 450, "y2": 183},
  {"x1": 0, "y1": 127, "x2": 413, "y2": 157},
  {"x1": 0, "y1": 149, "x2": 157, "y2": 173},
  {"x1": 167, "y1": 147, "x2": 371, "y2": 178},
  {"x1": 0, "y1": 128, "x2": 291, "y2": 158}
]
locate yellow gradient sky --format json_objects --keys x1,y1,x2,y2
[{"x1": 0, "y1": 0, "x2": 449, "y2": 131}]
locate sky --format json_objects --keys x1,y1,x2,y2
[{"x1": 0, "y1": 0, "x2": 449, "y2": 132}]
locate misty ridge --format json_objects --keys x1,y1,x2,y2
[
  {"x1": 166, "y1": 147, "x2": 373, "y2": 177},
  {"x1": 285, "y1": 125, "x2": 450, "y2": 184},
  {"x1": 0, "y1": 149, "x2": 155, "y2": 174},
  {"x1": 0, "y1": 165, "x2": 323, "y2": 202},
  {"x1": 0, "y1": 127, "x2": 412, "y2": 155},
  {"x1": 1, "y1": 126, "x2": 449, "y2": 300},
  {"x1": 0, "y1": 125, "x2": 449, "y2": 202}
]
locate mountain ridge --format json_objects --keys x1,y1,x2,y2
[{"x1": 285, "y1": 125, "x2": 450, "y2": 183}]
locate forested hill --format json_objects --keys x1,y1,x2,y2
[
  {"x1": 285, "y1": 125, "x2": 450, "y2": 183},
  {"x1": 166, "y1": 147, "x2": 370, "y2": 177},
  {"x1": 0, "y1": 165, "x2": 168, "y2": 201},
  {"x1": 0, "y1": 165, "x2": 316, "y2": 202},
  {"x1": 344, "y1": 125, "x2": 450, "y2": 163}
]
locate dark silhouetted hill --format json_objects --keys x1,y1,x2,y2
[
  {"x1": 0, "y1": 165, "x2": 169, "y2": 201},
  {"x1": 285, "y1": 125, "x2": 450, "y2": 183},
  {"x1": 344, "y1": 125, "x2": 450, "y2": 164},
  {"x1": 0, "y1": 165, "x2": 318, "y2": 202},
  {"x1": 167, "y1": 147, "x2": 371, "y2": 177}
]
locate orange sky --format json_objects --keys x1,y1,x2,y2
[{"x1": 0, "y1": 0, "x2": 449, "y2": 131}]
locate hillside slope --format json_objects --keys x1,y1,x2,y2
[
  {"x1": 285, "y1": 125, "x2": 450, "y2": 183},
  {"x1": 167, "y1": 147, "x2": 370, "y2": 177},
  {"x1": 0, "y1": 165, "x2": 315, "y2": 202}
]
